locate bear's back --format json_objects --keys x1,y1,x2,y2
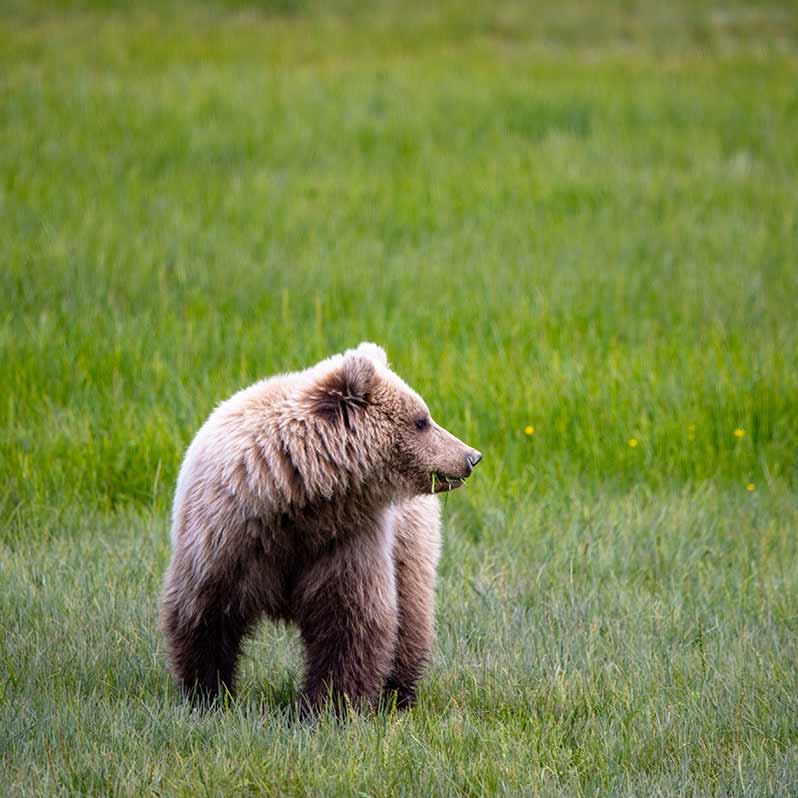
[{"x1": 170, "y1": 374, "x2": 297, "y2": 548}]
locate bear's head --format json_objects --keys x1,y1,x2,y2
[{"x1": 306, "y1": 342, "x2": 482, "y2": 497}]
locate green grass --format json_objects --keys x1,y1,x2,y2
[{"x1": 2, "y1": 1, "x2": 797, "y2": 794}]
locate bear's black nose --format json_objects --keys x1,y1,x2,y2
[{"x1": 466, "y1": 450, "x2": 483, "y2": 472}]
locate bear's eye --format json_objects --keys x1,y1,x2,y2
[{"x1": 415, "y1": 416, "x2": 430, "y2": 432}]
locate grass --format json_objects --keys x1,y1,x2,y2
[{"x1": 1, "y1": 0, "x2": 797, "y2": 794}]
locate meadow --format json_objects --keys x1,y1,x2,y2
[{"x1": 1, "y1": 0, "x2": 798, "y2": 794}]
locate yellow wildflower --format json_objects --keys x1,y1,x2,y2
[
  {"x1": 734, "y1": 428, "x2": 745, "y2": 438},
  {"x1": 628, "y1": 438, "x2": 638, "y2": 448},
  {"x1": 524, "y1": 425, "x2": 535, "y2": 436},
  {"x1": 746, "y1": 483, "x2": 755, "y2": 492}
]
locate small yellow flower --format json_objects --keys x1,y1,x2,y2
[
  {"x1": 628, "y1": 438, "x2": 638, "y2": 448},
  {"x1": 524, "y1": 425, "x2": 535, "y2": 436},
  {"x1": 734, "y1": 428, "x2": 745, "y2": 438},
  {"x1": 746, "y1": 483, "x2": 755, "y2": 492}
]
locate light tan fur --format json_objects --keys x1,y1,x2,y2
[{"x1": 160, "y1": 342, "x2": 480, "y2": 712}]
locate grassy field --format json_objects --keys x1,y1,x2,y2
[{"x1": 2, "y1": 0, "x2": 798, "y2": 794}]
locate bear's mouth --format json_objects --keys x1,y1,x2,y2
[{"x1": 431, "y1": 472, "x2": 466, "y2": 493}]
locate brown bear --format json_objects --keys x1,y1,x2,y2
[{"x1": 160, "y1": 342, "x2": 481, "y2": 713}]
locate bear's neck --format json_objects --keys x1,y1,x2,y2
[{"x1": 279, "y1": 476, "x2": 399, "y2": 556}]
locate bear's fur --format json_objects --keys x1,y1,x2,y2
[{"x1": 160, "y1": 342, "x2": 481, "y2": 713}]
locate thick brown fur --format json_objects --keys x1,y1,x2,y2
[{"x1": 160, "y1": 342, "x2": 481, "y2": 714}]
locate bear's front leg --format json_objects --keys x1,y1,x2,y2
[
  {"x1": 383, "y1": 496, "x2": 441, "y2": 709},
  {"x1": 294, "y1": 526, "x2": 398, "y2": 715}
]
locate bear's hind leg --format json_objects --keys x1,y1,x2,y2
[
  {"x1": 161, "y1": 567, "x2": 251, "y2": 705},
  {"x1": 294, "y1": 528, "x2": 398, "y2": 716}
]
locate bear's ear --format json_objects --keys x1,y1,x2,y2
[
  {"x1": 307, "y1": 352, "x2": 377, "y2": 429},
  {"x1": 352, "y1": 341, "x2": 388, "y2": 368}
]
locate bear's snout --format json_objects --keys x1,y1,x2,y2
[{"x1": 465, "y1": 449, "x2": 483, "y2": 475}]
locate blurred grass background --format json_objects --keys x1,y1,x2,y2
[{"x1": 1, "y1": 1, "x2": 797, "y2": 795}]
